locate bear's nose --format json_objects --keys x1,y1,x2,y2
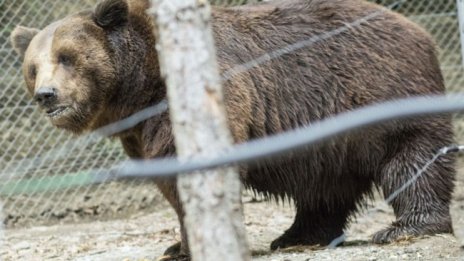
[{"x1": 34, "y1": 87, "x2": 57, "y2": 107}]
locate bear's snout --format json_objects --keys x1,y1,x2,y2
[{"x1": 34, "y1": 87, "x2": 58, "y2": 108}]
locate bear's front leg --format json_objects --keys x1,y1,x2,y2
[{"x1": 156, "y1": 179, "x2": 190, "y2": 260}]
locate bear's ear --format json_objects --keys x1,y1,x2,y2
[
  {"x1": 93, "y1": 0, "x2": 129, "y2": 29},
  {"x1": 10, "y1": 26, "x2": 40, "y2": 58}
]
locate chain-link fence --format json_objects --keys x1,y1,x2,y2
[{"x1": 0, "y1": 0, "x2": 463, "y2": 229}]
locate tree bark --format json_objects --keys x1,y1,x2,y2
[{"x1": 149, "y1": 1, "x2": 250, "y2": 260}]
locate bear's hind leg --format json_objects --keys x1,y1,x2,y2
[
  {"x1": 270, "y1": 203, "x2": 350, "y2": 250},
  {"x1": 373, "y1": 131, "x2": 455, "y2": 244},
  {"x1": 269, "y1": 169, "x2": 372, "y2": 250}
]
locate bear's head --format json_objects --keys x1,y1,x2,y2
[{"x1": 10, "y1": 0, "x2": 158, "y2": 134}]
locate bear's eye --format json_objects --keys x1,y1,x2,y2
[
  {"x1": 58, "y1": 53, "x2": 73, "y2": 66},
  {"x1": 29, "y1": 65, "x2": 37, "y2": 79}
]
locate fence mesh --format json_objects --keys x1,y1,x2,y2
[{"x1": 0, "y1": 0, "x2": 463, "y2": 228}]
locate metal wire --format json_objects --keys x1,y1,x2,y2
[{"x1": 111, "y1": 95, "x2": 464, "y2": 178}]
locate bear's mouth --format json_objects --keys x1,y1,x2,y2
[{"x1": 46, "y1": 106, "x2": 70, "y2": 118}]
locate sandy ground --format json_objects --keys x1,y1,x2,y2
[{"x1": 2, "y1": 174, "x2": 464, "y2": 260}]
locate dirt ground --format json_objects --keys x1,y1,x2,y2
[{"x1": 2, "y1": 170, "x2": 464, "y2": 260}]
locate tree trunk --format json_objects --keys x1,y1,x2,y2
[{"x1": 149, "y1": 1, "x2": 250, "y2": 260}]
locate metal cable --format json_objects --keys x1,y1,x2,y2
[{"x1": 109, "y1": 94, "x2": 464, "y2": 179}]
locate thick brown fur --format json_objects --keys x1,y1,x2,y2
[{"x1": 11, "y1": 0, "x2": 455, "y2": 259}]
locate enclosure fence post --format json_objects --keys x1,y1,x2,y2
[
  {"x1": 457, "y1": 0, "x2": 464, "y2": 67},
  {"x1": 456, "y1": 0, "x2": 464, "y2": 247},
  {"x1": 149, "y1": 0, "x2": 250, "y2": 260},
  {"x1": 0, "y1": 202, "x2": 4, "y2": 250}
]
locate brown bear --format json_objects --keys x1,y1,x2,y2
[{"x1": 11, "y1": 0, "x2": 455, "y2": 259}]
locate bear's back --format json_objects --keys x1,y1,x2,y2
[{"x1": 212, "y1": 0, "x2": 443, "y2": 129}]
